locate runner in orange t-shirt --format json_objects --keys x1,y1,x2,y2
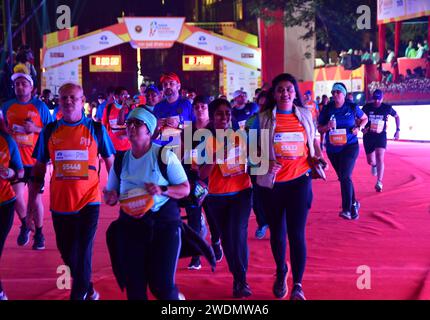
[
  {"x1": 1, "y1": 73, "x2": 53, "y2": 250},
  {"x1": 29, "y1": 83, "x2": 115, "y2": 300},
  {"x1": 199, "y1": 98, "x2": 252, "y2": 299}
]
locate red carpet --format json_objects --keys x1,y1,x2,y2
[{"x1": 1, "y1": 140, "x2": 430, "y2": 300}]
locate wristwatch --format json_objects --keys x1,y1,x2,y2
[{"x1": 161, "y1": 185, "x2": 169, "y2": 195}]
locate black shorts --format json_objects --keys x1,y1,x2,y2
[
  {"x1": 363, "y1": 132, "x2": 387, "y2": 154},
  {"x1": 11, "y1": 166, "x2": 45, "y2": 194}
]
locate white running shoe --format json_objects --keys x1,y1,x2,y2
[
  {"x1": 375, "y1": 181, "x2": 383, "y2": 192},
  {"x1": 0, "y1": 291, "x2": 8, "y2": 301},
  {"x1": 178, "y1": 292, "x2": 186, "y2": 300}
]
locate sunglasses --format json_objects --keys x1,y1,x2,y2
[
  {"x1": 331, "y1": 90, "x2": 343, "y2": 95},
  {"x1": 125, "y1": 118, "x2": 146, "y2": 128}
]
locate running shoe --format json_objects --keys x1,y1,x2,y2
[
  {"x1": 0, "y1": 291, "x2": 8, "y2": 301},
  {"x1": 351, "y1": 201, "x2": 360, "y2": 220},
  {"x1": 85, "y1": 288, "x2": 100, "y2": 300},
  {"x1": 233, "y1": 281, "x2": 252, "y2": 298},
  {"x1": 17, "y1": 226, "x2": 30, "y2": 246},
  {"x1": 255, "y1": 224, "x2": 269, "y2": 239},
  {"x1": 178, "y1": 292, "x2": 186, "y2": 300},
  {"x1": 375, "y1": 181, "x2": 383, "y2": 192},
  {"x1": 339, "y1": 211, "x2": 352, "y2": 220},
  {"x1": 371, "y1": 165, "x2": 377, "y2": 176},
  {"x1": 212, "y1": 241, "x2": 223, "y2": 263},
  {"x1": 290, "y1": 284, "x2": 306, "y2": 300},
  {"x1": 32, "y1": 232, "x2": 45, "y2": 250},
  {"x1": 188, "y1": 257, "x2": 202, "y2": 270},
  {"x1": 273, "y1": 269, "x2": 288, "y2": 299}
]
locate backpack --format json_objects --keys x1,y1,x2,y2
[{"x1": 114, "y1": 147, "x2": 208, "y2": 208}]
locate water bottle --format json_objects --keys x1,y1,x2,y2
[{"x1": 330, "y1": 114, "x2": 336, "y2": 130}]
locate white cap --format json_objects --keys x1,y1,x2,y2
[
  {"x1": 11, "y1": 73, "x2": 33, "y2": 87},
  {"x1": 233, "y1": 90, "x2": 244, "y2": 99}
]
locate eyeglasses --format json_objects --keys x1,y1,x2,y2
[
  {"x1": 125, "y1": 119, "x2": 146, "y2": 128},
  {"x1": 60, "y1": 95, "x2": 83, "y2": 102}
]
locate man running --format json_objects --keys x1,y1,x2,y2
[{"x1": 362, "y1": 89, "x2": 400, "y2": 192}]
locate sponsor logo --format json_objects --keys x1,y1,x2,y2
[
  {"x1": 215, "y1": 45, "x2": 233, "y2": 52},
  {"x1": 99, "y1": 35, "x2": 109, "y2": 45},
  {"x1": 149, "y1": 21, "x2": 158, "y2": 37},
  {"x1": 241, "y1": 53, "x2": 254, "y2": 58},
  {"x1": 197, "y1": 35, "x2": 208, "y2": 45},
  {"x1": 50, "y1": 52, "x2": 64, "y2": 58},
  {"x1": 135, "y1": 25, "x2": 142, "y2": 33}
]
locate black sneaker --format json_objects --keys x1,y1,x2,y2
[
  {"x1": 85, "y1": 288, "x2": 100, "y2": 300},
  {"x1": 273, "y1": 270, "x2": 288, "y2": 299},
  {"x1": 187, "y1": 257, "x2": 202, "y2": 270},
  {"x1": 17, "y1": 226, "x2": 30, "y2": 246},
  {"x1": 290, "y1": 284, "x2": 306, "y2": 300},
  {"x1": 351, "y1": 201, "x2": 360, "y2": 220},
  {"x1": 212, "y1": 241, "x2": 223, "y2": 263},
  {"x1": 233, "y1": 281, "x2": 252, "y2": 298},
  {"x1": 32, "y1": 233, "x2": 45, "y2": 250}
]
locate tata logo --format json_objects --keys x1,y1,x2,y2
[
  {"x1": 99, "y1": 35, "x2": 109, "y2": 45},
  {"x1": 197, "y1": 35, "x2": 207, "y2": 45}
]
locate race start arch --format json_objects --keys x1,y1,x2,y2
[{"x1": 41, "y1": 17, "x2": 261, "y2": 99}]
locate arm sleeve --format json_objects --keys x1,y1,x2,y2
[
  {"x1": 7, "y1": 136, "x2": 23, "y2": 171},
  {"x1": 355, "y1": 104, "x2": 364, "y2": 118},
  {"x1": 389, "y1": 106, "x2": 397, "y2": 117},
  {"x1": 166, "y1": 150, "x2": 188, "y2": 185}
]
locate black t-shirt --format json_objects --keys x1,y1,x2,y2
[{"x1": 362, "y1": 102, "x2": 397, "y2": 135}]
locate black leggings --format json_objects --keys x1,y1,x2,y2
[
  {"x1": 119, "y1": 200, "x2": 182, "y2": 300},
  {"x1": 186, "y1": 200, "x2": 220, "y2": 245},
  {"x1": 0, "y1": 201, "x2": 15, "y2": 293},
  {"x1": 206, "y1": 189, "x2": 252, "y2": 283},
  {"x1": 327, "y1": 143, "x2": 359, "y2": 212},
  {"x1": 260, "y1": 174, "x2": 312, "y2": 284}
]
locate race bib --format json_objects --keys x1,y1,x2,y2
[
  {"x1": 273, "y1": 132, "x2": 305, "y2": 159},
  {"x1": 119, "y1": 188, "x2": 154, "y2": 218},
  {"x1": 238, "y1": 120, "x2": 246, "y2": 130},
  {"x1": 369, "y1": 115, "x2": 385, "y2": 134},
  {"x1": 55, "y1": 150, "x2": 89, "y2": 180},
  {"x1": 329, "y1": 129, "x2": 347, "y2": 146},
  {"x1": 12, "y1": 124, "x2": 33, "y2": 147},
  {"x1": 217, "y1": 146, "x2": 246, "y2": 177}
]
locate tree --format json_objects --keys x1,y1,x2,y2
[{"x1": 248, "y1": 0, "x2": 376, "y2": 52}]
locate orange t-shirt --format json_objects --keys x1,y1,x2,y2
[
  {"x1": 274, "y1": 112, "x2": 311, "y2": 183},
  {"x1": 34, "y1": 117, "x2": 115, "y2": 214},
  {"x1": 2, "y1": 98, "x2": 52, "y2": 166},
  {"x1": 102, "y1": 103, "x2": 131, "y2": 152},
  {"x1": 205, "y1": 134, "x2": 251, "y2": 195},
  {"x1": 0, "y1": 132, "x2": 23, "y2": 205}
]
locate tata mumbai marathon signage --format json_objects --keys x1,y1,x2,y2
[{"x1": 42, "y1": 17, "x2": 261, "y2": 99}]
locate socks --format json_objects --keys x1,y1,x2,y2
[
  {"x1": 35, "y1": 227, "x2": 43, "y2": 236},
  {"x1": 20, "y1": 217, "x2": 27, "y2": 228}
]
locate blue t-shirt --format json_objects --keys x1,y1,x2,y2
[
  {"x1": 106, "y1": 144, "x2": 188, "y2": 213},
  {"x1": 96, "y1": 100, "x2": 108, "y2": 121},
  {"x1": 153, "y1": 97, "x2": 194, "y2": 122},
  {"x1": 232, "y1": 102, "x2": 259, "y2": 128},
  {"x1": 318, "y1": 101, "x2": 364, "y2": 153}
]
